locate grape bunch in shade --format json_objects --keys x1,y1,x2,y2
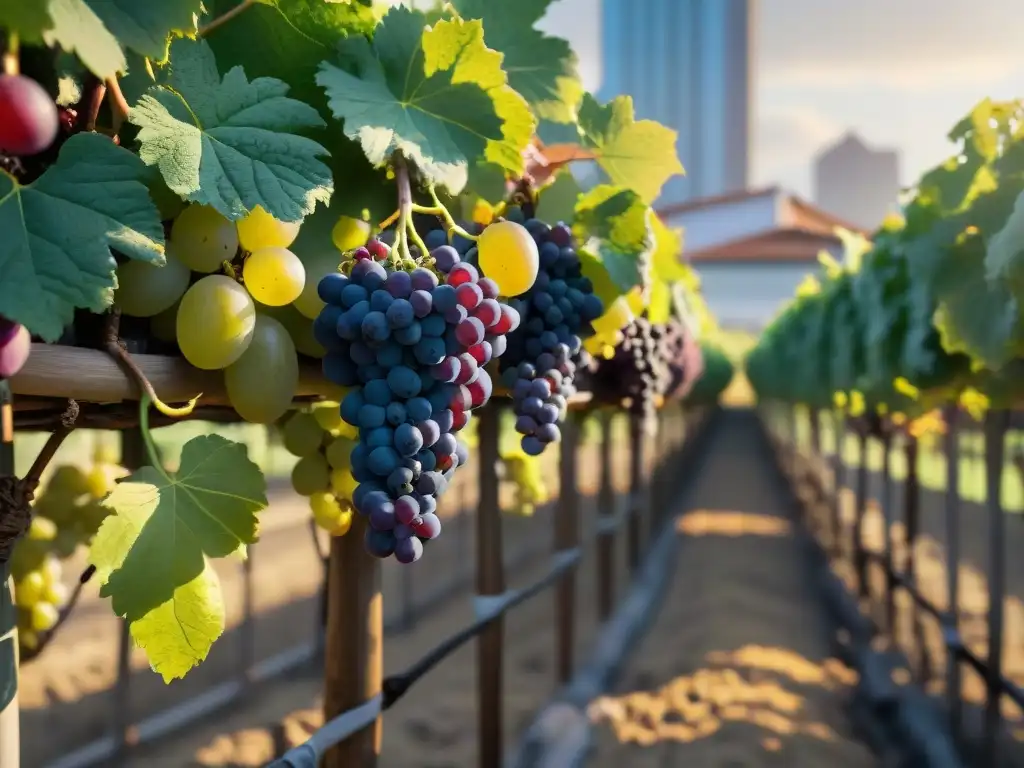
[
  {"x1": 495, "y1": 210, "x2": 604, "y2": 456},
  {"x1": 0, "y1": 317, "x2": 31, "y2": 379},
  {"x1": 587, "y1": 316, "x2": 671, "y2": 426},
  {"x1": 312, "y1": 239, "x2": 525, "y2": 563}
]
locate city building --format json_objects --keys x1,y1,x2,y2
[
  {"x1": 658, "y1": 187, "x2": 867, "y2": 330},
  {"x1": 599, "y1": 0, "x2": 755, "y2": 207},
  {"x1": 813, "y1": 132, "x2": 901, "y2": 231}
]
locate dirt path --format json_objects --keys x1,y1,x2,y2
[{"x1": 587, "y1": 410, "x2": 878, "y2": 767}]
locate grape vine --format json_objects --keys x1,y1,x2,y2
[{"x1": 0, "y1": 0, "x2": 702, "y2": 684}]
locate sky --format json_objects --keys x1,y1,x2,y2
[{"x1": 388, "y1": 0, "x2": 1024, "y2": 199}]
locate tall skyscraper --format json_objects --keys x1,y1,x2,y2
[
  {"x1": 599, "y1": 0, "x2": 755, "y2": 207},
  {"x1": 813, "y1": 133, "x2": 900, "y2": 231}
]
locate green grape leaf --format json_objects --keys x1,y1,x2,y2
[
  {"x1": 315, "y1": 6, "x2": 534, "y2": 194},
  {"x1": 574, "y1": 185, "x2": 652, "y2": 300},
  {"x1": 88, "y1": 435, "x2": 268, "y2": 682},
  {"x1": 535, "y1": 169, "x2": 581, "y2": 225},
  {"x1": 450, "y1": 0, "x2": 582, "y2": 123},
  {"x1": 462, "y1": 162, "x2": 509, "y2": 207},
  {"x1": 985, "y1": 188, "x2": 1024, "y2": 297},
  {"x1": 0, "y1": 133, "x2": 164, "y2": 341},
  {"x1": 0, "y1": 0, "x2": 202, "y2": 80},
  {"x1": 129, "y1": 37, "x2": 333, "y2": 223},
  {"x1": 577, "y1": 93, "x2": 684, "y2": 205}
]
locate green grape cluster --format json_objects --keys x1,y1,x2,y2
[
  {"x1": 500, "y1": 449, "x2": 548, "y2": 517},
  {"x1": 10, "y1": 446, "x2": 126, "y2": 653},
  {"x1": 116, "y1": 201, "x2": 373, "y2": 426},
  {"x1": 280, "y1": 401, "x2": 360, "y2": 536}
]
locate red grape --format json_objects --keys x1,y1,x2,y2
[
  {"x1": 0, "y1": 75, "x2": 59, "y2": 156},
  {"x1": 0, "y1": 318, "x2": 30, "y2": 378}
]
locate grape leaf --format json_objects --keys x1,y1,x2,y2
[
  {"x1": 535, "y1": 169, "x2": 581, "y2": 225},
  {"x1": 88, "y1": 435, "x2": 268, "y2": 682},
  {"x1": 315, "y1": 6, "x2": 534, "y2": 193},
  {"x1": 129, "y1": 38, "x2": 333, "y2": 223},
  {"x1": 577, "y1": 93, "x2": 684, "y2": 205},
  {"x1": 985, "y1": 188, "x2": 1024, "y2": 298},
  {"x1": 0, "y1": 133, "x2": 164, "y2": 341},
  {"x1": 450, "y1": 0, "x2": 582, "y2": 123},
  {"x1": 651, "y1": 214, "x2": 688, "y2": 283},
  {"x1": 0, "y1": 0, "x2": 202, "y2": 80},
  {"x1": 574, "y1": 185, "x2": 652, "y2": 300}
]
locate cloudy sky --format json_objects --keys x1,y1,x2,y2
[{"x1": 535, "y1": 0, "x2": 1024, "y2": 197}]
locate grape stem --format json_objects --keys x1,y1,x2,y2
[
  {"x1": 411, "y1": 188, "x2": 480, "y2": 242},
  {"x1": 20, "y1": 401, "x2": 80, "y2": 499},
  {"x1": 76, "y1": 75, "x2": 106, "y2": 133},
  {"x1": 103, "y1": 309, "x2": 200, "y2": 418},
  {"x1": 198, "y1": 0, "x2": 256, "y2": 36},
  {"x1": 105, "y1": 76, "x2": 131, "y2": 134},
  {"x1": 2, "y1": 31, "x2": 17, "y2": 76},
  {"x1": 393, "y1": 155, "x2": 431, "y2": 266},
  {"x1": 19, "y1": 564, "x2": 96, "y2": 663}
]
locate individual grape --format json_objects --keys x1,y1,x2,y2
[
  {"x1": 0, "y1": 318, "x2": 31, "y2": 378},
  {"x1": 476, "y1": 220, "x2": 539, "y2": 296},
  {"x1": 266, "y1": 304, "x2": 327, "y2": 359},
  {"x1": 30, "y1": 602, "x2": 59, "y2": 632},
  {"x1": 225, "y1": 314, "x2": 298, "y2": 424},
  {"x1": 0, "y1": 74, "x2": 59, "y2": 156},
  {"x1": 169, "y1": 205, "x2": 240, "y2": 273},
  {"x1": 244, "y1": 247, "x2": 306, "y2": 306},
  {"x1": 395, "y1": 537, "x2": 423, "y2": 564},
  {"x1": 431, "y1": 245, "x2": 460, "y2": 273},
  {"x1": 330, "y1": 466, "x2": 358, "y2": 499},
  {"x1": 412, "y1": 513, "x2": 441, "y2": 540},
  {"x1": 365, "y1": 528, "x2": 396, "y2": 558},
  {"x1": 176, "y1": 275, "x2": 256, "y2": 369},
  {"x1": 293, "y1": 251, "x2": 341, "y2": 319},
  {"x1": 281, "y1": 411, "x2": 325, "y2": 457},
  {"x1": 310, "y1": 492, "x2": 353, "y2": 536},
  {"x1": 14, "y1": 571, "x2": 46, "y2": 605},
  {"x1": 150, "y1": 301, "x2": 180, "y2": 343},
  {"x1": 237, "y1": 206, "x2": 301, "y2": 251},
  {"x1": 291, "y1": 453, "x2": 331, "y2": 496},
  {"x1": 332, "y1": 216, "x2": 371, "y2": 252},
  {"x1": 115, "y1": 253, "x2": 191, "y2": 318}
]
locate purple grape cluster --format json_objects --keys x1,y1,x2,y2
[
  {"x1": 313, "y1": 252, "x2": 521, "y2": 563},
  {"x1": 497, "y1": 213, "x2": 603, "y2": 455}
]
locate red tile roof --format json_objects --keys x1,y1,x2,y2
[{"x1": 686, "y1": 228, "x2": 842, "y2": 264}]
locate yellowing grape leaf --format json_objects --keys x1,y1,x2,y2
[
  {"x1": 577, "y1": 93, "x2": 684, "y2": 205},
  {"x1": 88, "y1": 435, "x2": 268, "y2": 682},
  {"x1": 130, "y1": 38, "x2": 333, "y2": 223},
  {"x1": 0, "y1": 133, "x2": 164, "y2": 341},
  {"x1": 450, "y1": 0, "x2": 583, "y2": 124},
  {"x1": 651, "y1": 215, "x2": 688, "y2": 283},
  {"x1": 0, "y1": 0, "x2": 202, "y2": 80},
  {"x1": 315, "y1": 6, "x2": 534, "y2": 193}
]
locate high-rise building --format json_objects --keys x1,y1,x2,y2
[
  {"x1": 813, "y1": 132, "x2": 900, "y2": 231},
  {"x1": 599, "y1": 0, "x2": 755, "y2": 207}
]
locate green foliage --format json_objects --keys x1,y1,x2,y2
[
  {"x1": 576, "y1": 93, "x2": 683, "y2": 205},
  {"x1": 315, "y1": 6, "x2": 534, "y2": 194},
  {"x1": 130, "y1": 38, "x2": 334, "y2": 222},
  {"x1": 574, "y1": 184, "x2": 652, "y2": 301},
  {"x1": 0, "y1": 133, "x2": 164, "y2": 341},
  {"x1": 747, "y1": 97, "x2": 1024, "y2": 415},
  {"x1": 88, "y1": 434, "x2": 268, "y2": 681},
  {"x1": 0, "y1": 0, "x2": 696, "y2": 686},
  {"x1": 449, "y1": 0, "x2": 582, "y2": 124}
]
